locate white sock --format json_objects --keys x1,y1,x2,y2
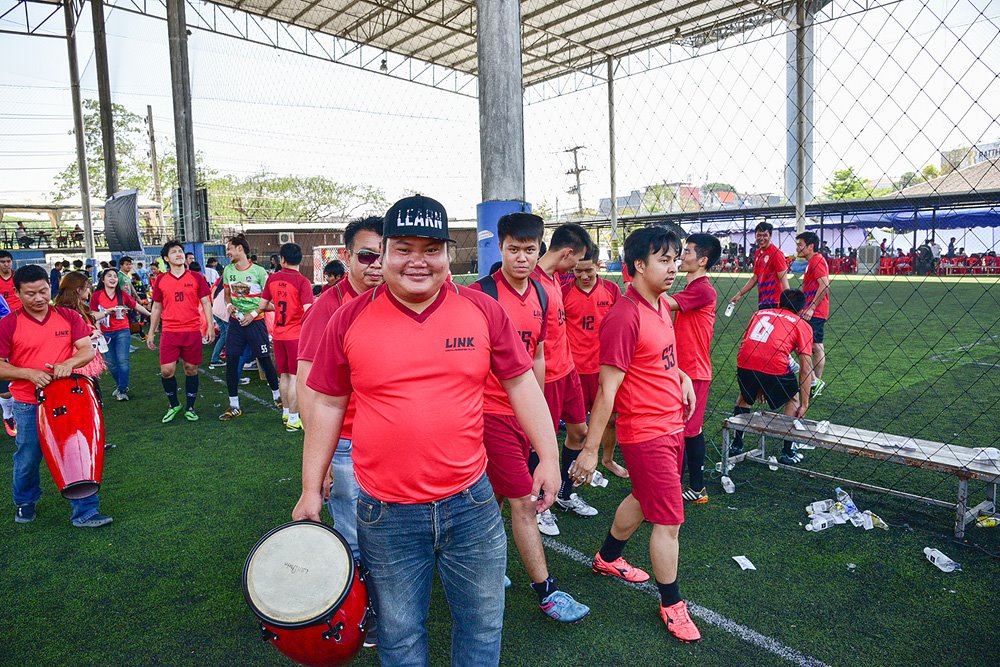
[
  {"x1": 0, "y1": 396, "x2": 12, "y2": 420},
  {"x1": 289, "y1": 412, "x2": 299, "y2": 423},
  {"x1": 272, "y1": 389, "x2": 281, "y2": 401},
  {"x1": 282, "y1": 408, "x2": 290, "y2": 418},
  {"x1": 229, "y1": 396, "x2": 240, "y2": 409}
]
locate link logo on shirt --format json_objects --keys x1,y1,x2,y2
[{"x1": 445, "y1": 336, "x2": 476, "y2": 351}]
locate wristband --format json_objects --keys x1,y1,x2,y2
[{"x1": 250, "y1": 310, "x2": 259, "y2": 318}]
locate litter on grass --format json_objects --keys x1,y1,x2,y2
[
  {"x1": 803, "y1": 487, "x2": 888, "y2": 532},
  {"x1": 732, "y1": 556, "x2": 756, "y2": 571}
]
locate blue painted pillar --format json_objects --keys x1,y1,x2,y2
[{"x1": 477, "y1": 200, "x2": 531, "y2": 278}]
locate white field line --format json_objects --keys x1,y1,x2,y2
[
  {"x1": 201, "y1": 368, "x2": 275, "y2": 409},
  {"x1": 540, "y1": 536, "x2": 832, "y2": 667},
  {"x1": 207, "y1": 367, "x2": 830, "y2": 666}
]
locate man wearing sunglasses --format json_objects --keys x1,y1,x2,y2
[{"x1": 295, "y1": 195, "x2": 561, "y2": 666}]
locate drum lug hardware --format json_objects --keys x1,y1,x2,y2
[
  {"x1": 359, "y1": 604, "x2": 375, "y2": 633},
  {"x1": 321, "y1": 620, "x2": 344, "y2": 642},
  {"x1": 259, "y1": 623, "x2": 278, "y2": 642}
]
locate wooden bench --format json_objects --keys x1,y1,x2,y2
[{"x1": 721, "y1": 412, "x2": 999, "y2": 538}]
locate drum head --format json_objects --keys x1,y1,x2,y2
[{"x1": 244, "y1": 522, "x2": 353, "y2": 628}]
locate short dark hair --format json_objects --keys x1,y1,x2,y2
[
  {"x1": 779, "y1": 288, "x2": 807, "y2": 314},
  {"x1": 108, "y1": 259, "x2": 117, "y2": 268},
  {"x1": 323, "y1": 260, "x2": 346, "y2": 277},
  {"x1": 755, "y1": 222, "x2": 774, "y2": 234},
  {"x1": 228, "y1": 234, "x2": 250, "y2": 256},
  {"x1": 279, "y1": 243, "x2": 303, "y2": 265},
  {"x1": 497, "y1": 213, "x2": 544, "y2": 244},
  {"x1": 344, "y1": 216, "x2": 384, "y2": 251},
  {"x1": 0, "y1": 250, "x2": 12, "y2": 261},
  {"x1": 206, "y1": 257, "x2": 218, "y2": 267},
  {"x1": 13, "y1": 264, "x2": 48, "y2": 289},
  {"x1": 161, "y1": 240, "x2": 184, "y2": 259},
  {"x1": 581, "y1": 241, "x2": 598, "y2": 262},
  {"x1": 624, "y1": 226, "x2": 681, "y2": 277},
  {"x1": 686, "y1": 233, "x2": 722, "y2": 269},
  {"x1": 185, "y1": 251, "x2": 195, "y2": 258},
  {"x1": 796, "y1": 232, "x2": 820, "y2": 252},
  {"x1": 548, "y1": 223, "x2": 590, "y2": 254},
  {"x1": 73, "y1": 259, "x2": 84, "y2": 269},
  {"x1": 189, "y1": 261, "x2": 202, "y2": 272},
  {"x1": 120, "y1": 255, "x2": 134, "y2": 265}
]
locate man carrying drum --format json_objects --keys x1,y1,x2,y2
[
  {"x1": 0, "y1": 264, "x2": 112, "y2": 527},
  {"x1": 294, "y1": 195, "x2": 561, "y2": 666}
]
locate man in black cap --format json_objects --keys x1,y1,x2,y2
[{"x1": 294, "y1": 195, "x2": 561, "y2": 666}]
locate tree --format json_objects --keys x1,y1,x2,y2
[
  {"x1": 821, "y1": 167, "x2": 872, "y2": 200},
  {"x1": 703, "y1": 181, "x2": 737, "y2": 193},
  {"x1": 892, "y1": 164, "x2": 942, "y2": 192}
]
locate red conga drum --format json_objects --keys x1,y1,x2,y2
[
  {"x1": 243, "y1": 522, "x2": 372, "y2": 667},
  {"x1": 36, "y1": 374, "x2": 105, "y2": 500}
]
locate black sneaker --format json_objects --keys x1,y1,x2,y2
[
  {"x1": 728, "y1": 443, "x2": 744, "y2": 456},
  {"x1": 73, "y1": 513, "x2": 113, "y2": 528},
  {"x1": 778, "y1": 452, "x2": 804, "y2": 465},
  {"x1": 14, "y1": 503, "x2": 36, "y2": 524}
]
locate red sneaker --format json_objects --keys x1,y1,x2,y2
[
  {"x1": 660, "y1": 600, "x2": 701, "y2": 643},
  {"x1": 3, "y1": 417, "x2": 15, "y2": 437},
  {"x1": 592, "y1": 552, "x2": 650, "y2": 582}
]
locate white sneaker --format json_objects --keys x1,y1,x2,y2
[
  {"x1": 555, "y1": 493, "x2": 599, "y2": 517},
  {"x1": 536, "y1": 509, "x2": 560, "y2": 536},
  {"x1": 238, "y1": 377, "x2": 251, "y2": 385}
]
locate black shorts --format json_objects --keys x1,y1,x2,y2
[
  {"x1": 808, "y1": 317, "x2": 826, "y2": 344},
  {"x1": 0, "y1": 379, "x2": 8, "y2": 394},
  {"x1": 226, "y1": 317, "x2": 271, "y2": 359},
  {"x1": 737, "y1": 367, "x2": 799, "y2": 409}
]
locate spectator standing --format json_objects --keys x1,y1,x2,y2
[
  {"x1": 0, "y1": 251, "x2": 23, "y2": 313},
  {"x1": 203, "y1": 257, "x2": 220, "y2": 286},
  {"x1": 321, "y1": 260, "x2": 346, "y2": 292},
  {"x1": 90, "y1": 268, "x2": 152, "y2": 400},
  {"x1": 947, "y1": 237, "x2": 957, "y2": 258},
  {"x1": 49, "y1": 262, "x2": 63, "y2": 297},
  {"x1": 729, "y1": 222, "x2": 789, "y2": 311},
  {"x1": 796, "y1": 232, "x2": 831, "y2": 398}
]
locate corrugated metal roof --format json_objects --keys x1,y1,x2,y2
[{"x1": 203, "y1": 0, "x2": 788, "y2": 86}]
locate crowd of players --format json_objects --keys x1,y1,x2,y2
[{"x1": 0, "y1": 195, "x2": 832, "y2": 665}]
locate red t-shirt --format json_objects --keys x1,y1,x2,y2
[
  {"x1": 599, "y1": 286, "x2": 684, "y2": 443},
  {"x1": 737, "y1": 308, "x2": 814, "y2": 375},
  {"x1": 532, "y1": 266, "x2": 575, "y2": 382},
  {"x1": 470, "y1": 271, "x2": 547, "y2": 416},
  {"x1": 803, "y1": 254, "x2": 830, "y2": 320},
  {"x1": 0, "y1": 307, "x2": 93, "y2": 403},
  {"x1": 298, "y1": 280, "x2": 359, "y2": 363},
  {"x1": 562, "y1": 277, "x2": 621, "y2": 374},
  {"x1": 307, "y1": 283, "x2": 532, "y2": 503},
  {"x1": 0, "y1": 274, "x2": 22, "y2": 311},
  {"x1": 151, "y1": 270, "x2": 210, "y2": 333},
  {"x1": 262, "y1": 269, "x2": 314, "y2": 341},
  {"x1": 672, "y1": 276, "x2": 717, "y2": 381},
  {"x1": 753, "y1": 244, "x2": 787, "y2": 307},
  {"x1": 89, "y1": 289, "x2": 138, "y2": 333}
]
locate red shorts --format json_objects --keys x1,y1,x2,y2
[
  {"x1": 483, "y1": 413, "x2": 533, "y2": 499},
  {"x1": 160, "y1": 330, "x2": 203, "y2": 365},
  {"x1": 544, "y1": 369, "x2": 587, "y2": 430},
  {"x1": 579, "y1": 372, "x2": 599, "y2": 414},
  {"x1": 619, "y1": 432, "x2": 685, "y2": 525},
  {"x1": 683, "y1": 379, "x2": 712, "y2": 438},
  {"x1": 273, "y1": 338, "x2": 299, "y2": 375}
]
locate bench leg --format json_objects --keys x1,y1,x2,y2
[
  {"x1": 722, "y1": 428, "x2": 731, "y2": 475},
  {"x1": 955, "y1": 479, "x2": 969, "y2": 539}
]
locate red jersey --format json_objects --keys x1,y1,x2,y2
[
  {"x1": 470, "y1": 271, "x2": 547, "y2": 416},
  {"x1": 0, "y1": 307, "x2": 92, "y2": 403},
  {"x1": 737, "y1": 308, "x2": 814, "y2": 375},
  {"x1": 803, "y1": 254, "x2": 830, "y2": 319},
  {"x1": 308, "y1": 283, "x2": 532, "y2": 504},
  {"x1": 88, "y1": 289, "x2": 138, "y2": 333},
  {"x1": 672, "y1": 276, "x2": 717, "y2": 381},
  {"x1": 753, "y1": 244, "x2": 787, "y2": 307},
  {"x1": 151, "y1": 270, "x2": 210, "y2": 333},
  {"x1": 262, "y1": 269, "x2": 314, "y2": 341},
  {"x1": 599, "y1": 286, "x2": 684, "y2": 443},
  {"x1": 562, "y1": 277, "x2": 621, "y2": 374},
  {"x1": 532, "y1": 266, "x2": 575, "y2": 382},
  {"x1": 0, "y1": 274, "x2": 22, "y2": 311}
]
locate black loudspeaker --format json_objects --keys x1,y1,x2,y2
[{"x1": 104, "y1": 189, "x2": 144, "y2": 253}]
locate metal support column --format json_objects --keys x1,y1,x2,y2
[
  {"x1": 785, "y1": 0, "x2": 815, "y2": 234},
  {"x1": 64, "y1": 0, "x2": 95, "y2": 258},
  {"x1": 167, "y1": 0, "x2": 202, "y2": 249},
  {"x1": 607, "y1": 56, "x2": 619, "y2": 246},
  {"x1": 475, "y1": 0, "x2": 527, "y2": 276},
  {"x1": 92, "y1": 0, "x2": 118, "y2": 197}
]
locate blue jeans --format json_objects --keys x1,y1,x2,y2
[
  {"x1": 103, "y1": 328, "x2": 131, "y2": 392},
  {"x1": 12, "y1": 401, "x2": 100, "y2": 523},
  {"x1": 210, "y1": 316, "x2": 228, "y2": 364},
  {"x1": 326, "y1": 438, "x2": 361, "y2": 561},
  {"x1": 357, "y1": 473, "x2": 506, "y2": 667}
]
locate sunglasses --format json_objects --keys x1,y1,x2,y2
[{"x1": 355, "y1": 250, "x2": 381, "y2": 266}]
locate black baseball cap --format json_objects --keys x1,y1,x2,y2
[{"x1": 383, "y1": 195, "x2": 454, "y2": 242}]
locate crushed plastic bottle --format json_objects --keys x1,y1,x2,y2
[
  {"x1": 923, "y1": 547, "x2": 961, "y2": 572},
  {"x1": 589, "y1": 470, "x2": 609, "y2": 488},
  {"x1": 864, "y1": 510, "x2": 889, "y2": 530},
  {"x1": 767, "y1": 456, "x2": 779, "y2": 471},
  {"x1": 721, "y1": 476, "x2": 735, "y2": 494},
  {"x1": 806, "y1": 499, "x2": 835, "y2": 515},
  {"x1": 975, "y1": 516, "x2": 997, "y2": 528},
  {"x1": 805, "y1": 516, "x2": 832, "y2": 532}
]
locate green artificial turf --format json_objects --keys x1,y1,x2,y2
[{"x1": 1, "y1": 274, "x2": 998, "y2": 666}]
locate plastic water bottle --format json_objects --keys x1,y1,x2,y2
[
  {"x1": 923, "y1": 547, "x2": 961, "y2": 572},
  {"x1": 725, "y1": 302, "x2": 736, "y2": 317},
  {"x1": 589, "y1": 471, "x2": 608, "y2": 488},
  {"x1": 805, "y1": 516, "x2": 831, "y2": 532},
  {"x1": 767, "y1": 456, "x2": 779, "y2": 471},
  {"x1": 721, "y1": 476, "x2": 735, "y2": 494},
  {"x1": 806, "y1": 499, "x2": 835, "y2": 515}
]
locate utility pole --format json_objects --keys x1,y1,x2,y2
[
  {"x1": 147, "y1": 105, "x2": 162, "y2": 203},
  {"x1": 564, "y1": 145, "x2": 587, "y2": 215}
]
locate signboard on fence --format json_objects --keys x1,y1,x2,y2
[{"x1": 312, "y1": 245, "x2": 348, "y2": 283}]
